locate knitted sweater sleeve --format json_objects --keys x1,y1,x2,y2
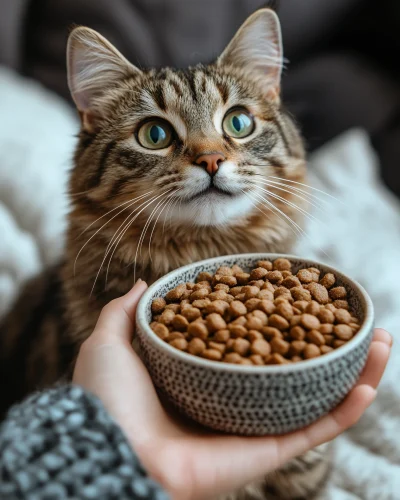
[{"x1": 0, "y1": 385, "x2": 169, "y2": 500}]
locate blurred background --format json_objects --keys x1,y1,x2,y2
[{"x1": 1, "y1": 1, "x2": 400, "y2": 498}]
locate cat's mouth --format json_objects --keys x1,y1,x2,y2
[{"x1": 186, "y1": 186, "x2": 236, "y2": 201}]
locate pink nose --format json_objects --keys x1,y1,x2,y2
[{"x1": 195, "y1": 153, "x2": 225, "y2": 176}]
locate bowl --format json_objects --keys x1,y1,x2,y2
[{"x1": 136, "y1": 254, "x2": 374, "y2": 436}]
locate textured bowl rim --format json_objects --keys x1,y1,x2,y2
[{"x1": 136, "y1": 253, "x2": 374, "y2": 373}]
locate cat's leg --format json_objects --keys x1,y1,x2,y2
[{"x1": 219, "y1": 443, "x2": 333, "y2": 500}]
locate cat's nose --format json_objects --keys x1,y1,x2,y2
[{"x1": 195, "y1": 153, "x2": 225, "y2": 176}]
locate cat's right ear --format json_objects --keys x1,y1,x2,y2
[{"x1": 67, "y1": 27, "x2": 141, "y2": 132}]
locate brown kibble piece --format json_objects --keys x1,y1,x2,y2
[
  {"x1": 181, "y1": 307, "x2": 201, "y2": 322},
  {"x1": 267, "y1": 353, "x2": 290, "y2": 365},
  {"x1": 266, "y1": 270, "x2": 283, "y2": 284},
  {"x1": 250, "y1": 267, "x2": 268, "y2": 280},
  {"x1": 151, "y1": 298, "x2": 166, "y2": 314},
  {"x1": 251, "y1": 339, "x2": 271, "y2": 357},
  {"x1": 300, "y1": 313, "x2": 321, "y2": 330},
  {"x1": 305, "y1": 301, "x2": 321, "y2": 316},
  {"x1": 291, "y1": 287, "x2": 312, "y2": 302},
  {"x1": 274, "y1": 286, "x2": 292, "y2": 299},
  {"x1": 289, "y1": 340, "x2": 307, "y2": 356},
  {"x1": 243, "y1": 286, "x2": 260, "y2": 300},
  {"x1": 318, "y1": 308, "x2": 335, "y2": 324},
  {"x1": 325, "y1": 303, "x2": 337, "y2": 312},
  {"x1": 196, "y1": 272, "x2": 213, "y2": 283},
  {"x1": 159, "y1": 309, "x2": 175, "y2": 325},
  {"x1": 334, "y1": 308, "x2": 352, "y2": 324},
  {"x1": 188, "y1": 338, "x2": 206, "y2": 355},
  {"x1": 273, "y1": 258, "x2": 292, "y2": 271},
  {"x1": 329, "y1": 286, "x2": 347, "y2": 300},
  {"x1": 250, "y1": 354, "x2": 264, "y2": 365},
  {"x1": 232, "y1": 338, "x2": 251, "y2": 356},
  {"x1": 257, "y1": 300, "x2": 275, "y2": 315},
  {"x1": 165, "y1": 304, "x2": 180, "y2": 313},
  {"x1": 224, "y1": 352, "x2": 242, "y2": 363},
  {"x1": 257, "y1": 289, "x2": 274, "y2": 301},
  {"x1": 275, "y1": 302, "x2": 294, "y2": 321},
  {"x1": 247, "y1": 330, "x2": 263, "y2": 342},
  {"x1": 218, "y1": 275, "x2": 237, "y2": 287},
  {"x1": 229, "y1": 324, "x2": 248, "y2": 338},
  {"x1": 192, "y1": 298, "x2": 212, "y2": 310},
  {"x1": 333, "y1": 339, "x2": 346, "y2": 348},
  {"x1": 270, "y1": 337, "x2": 290, "y2": 355},
  {"x1": 306, "y1": 330, "x2": 326, "y2": 346},
  {"x1": 320, "y1": 323, "x2": 334, "y2": 335},
  {"x1": 230, "y1": 286, "x2": 243, "y2": 297},
  {"x1": 245, "y1": 316, "x2": 264, "y2": 331},
  {"x1": 190, "y1": 288, "x2": 209, "y2": 301},
  {"x1": 290, "y1": 326, "x2": 306, "y2": 340},
  {"x1": 202, "y1": 349, "x2": 222, "y2": 361},
  {"x1": 165, "y1": 284, "x2": 187, "y2": 302},
  {"x1": 320, "y1": 345, "x2": 334, "y2": 355},
  {"x1": 208, "y1": 341, "x2": 226, "y2": 354},
  {"x1": 290, "y1": 315, "x2": 302, "y2": 327},
  {"x1": 248, "y1": 279, "x2": 265, "y2": 289},
  {"x1": 206, "y1": 300, "x2": 229, "y2": 315},
  {"x1": 214, "y1": 283, "x2": 230, "y2": 293},
  {"x1": 236, "y1": 273, "x2": 250, "y2": 285},
  {"x1": 151, "y1": 322, "x2": 169, "y2": 340},
  {"x1": 171, "y1": 314, "x2": 189, "y2": 331},
  {"x1": 269, "y1": 314, "x2": 290, "y2": 331},
  {"x1": 188, "y1": 322, "x2": 209, "y2": 340},
  {"x1": 257, "y1": 260, "x2": 273, "y2": 271},
  {"x1": 319, "y1": 273, "x2": 336, "y2": 289},
  {"x1": 231, "y1": 264, "x2": 243, "y2": 275},
  {"x1": 297, "y1": 269, "x2": 313, "y2": 283},
  {"x1": 229, "y1": 299, "x2": 249, "y2": 318},
  {"x1": 193, "y1": 281, "x2": 212, "y2": 291},
  {"x1": 169, "y1": 338, "x2": 188, "y2": 351},
  {"x1": 214, "y1": 329, "x2": 230, "y2": 342},
  {"x1": 304, "y1": 344, "x2": 321, "y2": 359},
  {"x1": 291, "y1": 355, "x2": 303, "y2": 362},
  {"x1": 261, "y1": 281, "x2": 275, "y2": 292},
  {"x1": 206, "y1": 313, "x2": 226, "y2": 333},
  {"x1": 216, "y1": 266, "x2": 233, "y2": 276},
  {"x1": 240, "y1": 358, "x2": 253, "y2": 365},
  {"x1": 324, "y1": 334, "x2": 334, "y2": 346},
  {"x1": 251, "y1": 310, "x2": 268, "y2": 324},
  {"x1": 245, "y1": 298, "x2": 262, "y2": 312},
  {"x1": 334, "y1": 324, "x2": 353, "y2": 340},
  {"x1": 333, "y1": 300, "x2": 349, "y2": 310},
  {"x1": 282, "y1": 276, "x2": 301, "y2": 289},
  {"x1": 308, "y1": 283, "x2": 329, "y2": 304},
  {"x1": 261, "y1": 326, "x2": 283, "y2": 340}
]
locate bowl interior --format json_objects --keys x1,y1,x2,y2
[{"x1": 137, "y1": 253, "x2": 374, "y2": 372}]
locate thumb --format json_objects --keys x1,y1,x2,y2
[{"x1": 93, "y1": 279, "x2": 148, "y2": 344}]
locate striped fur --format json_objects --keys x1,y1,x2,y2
[{"x1": 0, "y1": 9, "x2": 332, "y2": 499}]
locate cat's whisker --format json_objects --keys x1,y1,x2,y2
[
  {"x1": 163, "y1": 195, "x2": 181, "y2": 235},
  {"x1": 148, "y1": 190, "x2": 182, "y2": 263},
  {"x1": 253, "y1": 185, "x2": 323, "y2": 226},
  {"x1": 90, "y1": 192, "x2": 167, "y2": 296},
  {"x1": 252, "y1": 179, "x2": 328, "y2": 213},
  {"x1": 269, "y1": 176, "x2": 345, "y2": 205},
  {"x1": 244, "y1": 190, "x2": 304, "y2": 238},
  {"x1": 73, "y1": 191, "x2": 154, "y2": 275},
  {"x1": 102, "y1": 189, "x2": 173, "y2": 289}
]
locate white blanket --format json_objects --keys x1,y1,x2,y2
[{"x1": 1, "y1": 68, "x2": 399, "y2": 499}]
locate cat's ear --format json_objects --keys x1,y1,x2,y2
[
  {"x1": 67, "y1": 27, "x2": 141, "y2": 131},
  {"x1": 218, "y1": 9, "x2": 283, "y2": 102}
]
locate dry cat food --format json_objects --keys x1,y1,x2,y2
[{"x1": 150, "y1": 259, "x2": 361, "y2": 365}]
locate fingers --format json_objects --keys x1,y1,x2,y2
[
  {"x1": 92, "y1": 279, "x2": 148, "y2": 344},
  {"x1": 372, "y1": 328, "x2": 392, "y2": 346},
  {"x1": 357, "y1": 341, "x2": 390, "y2": 388}
]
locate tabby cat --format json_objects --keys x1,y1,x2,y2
[{"x1": 0, "y1": 8, "x2": 331, "y2": 499}]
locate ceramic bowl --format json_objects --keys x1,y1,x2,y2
[{"x1": 136, "y1": 254, "x2": 374, "y2": 436}]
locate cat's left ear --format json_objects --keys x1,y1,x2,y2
[{"x1": 218, "y1": 9, "x2": 283, "y2": 102}]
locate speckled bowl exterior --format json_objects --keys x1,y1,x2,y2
[{"x1": 136, "y1": 254, "x2": 374, "y2": 436}]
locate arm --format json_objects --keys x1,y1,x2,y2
[{"x1": 0, "y1": 384, "x2": 168, "y2": 499}]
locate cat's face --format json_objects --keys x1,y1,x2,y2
[{"x1": 68, "y1": 9, "x2": 305, "y2": 228}]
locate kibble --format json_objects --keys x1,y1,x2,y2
[{"x1": 150, "y1": 259, "x2": 361, "y2": 365}]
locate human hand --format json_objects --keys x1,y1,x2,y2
[{"x1": 73, "y1": 281, "x2": 391, "y2": 500}]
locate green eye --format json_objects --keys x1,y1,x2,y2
[
  {"x1": 223, "y1": 108, "x2": 255, "y2": 138},
  {"x1": 137, "y1": 120, "x2": 174, "y2": 149}
]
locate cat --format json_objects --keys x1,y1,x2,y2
[{"x1": 0, "y1": 7, "x2": 331, "y2": 499}]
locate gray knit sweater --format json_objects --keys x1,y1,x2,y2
[{"x1": 0, "y1": 385, "x2": 169, "y2": 499}]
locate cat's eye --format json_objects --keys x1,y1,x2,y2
[
  {"x1": 223, "y1": 108, "x2": 255, "y2": 139},
  {"x1": 137, "y1": 120, "x2": 174, "y2": 149}
]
